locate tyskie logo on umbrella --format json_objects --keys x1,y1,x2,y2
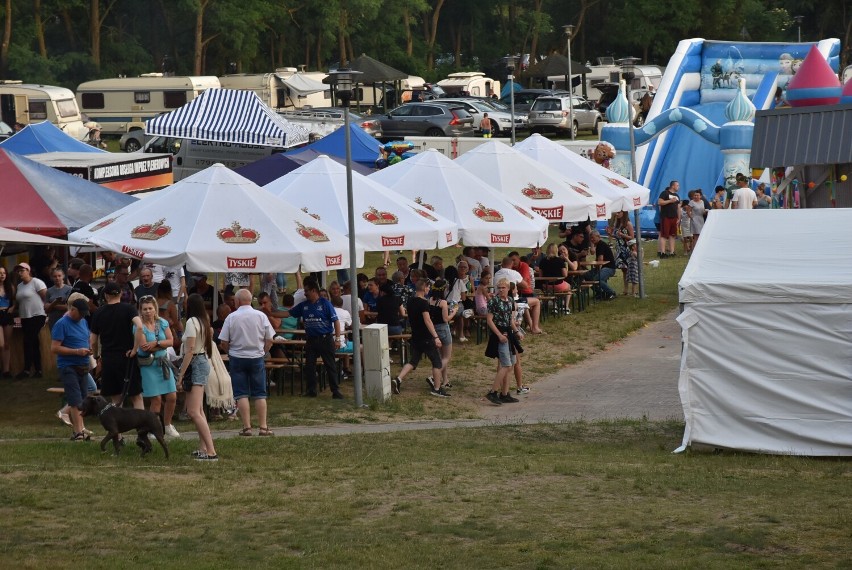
[
  {"x1": 530, "y1": 206, "x2": 563, "y2": 220},
  {"x1": 381, "y1": 235, "x2": 405, "y2": 248},
  {"x1": 595, "y1": 204, "x2": 607, "y2": 218},
  {"x1": 89, "y1": 217, "x2": 118, "y2": 232},
  {"x1": 513, "y1": 205, "x2": 534, "y2": 219},
  {"x1": 325, "y1": 254, "x2": 343, "y2": 267},
  {"x1": 363, "y1": 207, "x2": 398, "y2": 225},
  {"x1": 301, "y1": 207, "x2": 321, "y2": 220},
  {"x1": 217, "y1": 222, "x2": 260, "y2": 244},
  {"x1": 296, "y1": 222, "x2": 329, "y2": 242},
  {"x1": 521, "y1": 183, "x2": 553, "y2": 200},
  {"x1": 414, "y1": 197, "x2": 435, "y2": 211},
  {"x1": 130, "y1": 219, "x2": 171, "y2": 240},
  {"x1": 606, "y1": 177, "x2": 629, "y2": 189},
  {"x1": 570, "y1": 184, "x2": 593, "y2": 197},
  {"x1": 412, "y1": 207, "x2": 437, "y2": 221},
  {"x1": 633, "y1": 196, "x2": 642, "y2": 207},
  {"x1": 121, "y1": 244, "x2": 145, "y2": 258},
  {"x1": 473, "y1": 203, "x2": 504, "y2": 222},
  {"x1": 227, "y1": 257, "x2": 257, "y2": 270},
  {"x1": 490, "y1": 233, "x2": 511, "y2": 244}
]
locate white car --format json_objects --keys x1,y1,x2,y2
[
  {"x1": 437, "y1": 98, "x2": 526, "y2": 136},
  {"x1": 527, "y1": 96, "x2": 603, "y2": 138}
]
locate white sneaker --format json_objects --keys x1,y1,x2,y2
[
  {"x1": 164, "y1": 424, "x2": 180, "y2": 438},
  {"x1": 459, "y1": 336, "x2": 469, "y2": 343},
  {"x1": 56, "y1": 410, "x2": 71, "y2": 426}
]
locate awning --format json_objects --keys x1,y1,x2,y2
[
  {"x1": 145, "y1": 89, "x2": 309, "y2": 148},
  {"x1": 750, "y1": 103, "x2": 852, "y2": 167},
  {"x1": 278, "y1": 74, "x2": 328, "y2": 96}
]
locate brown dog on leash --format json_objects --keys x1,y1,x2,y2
[{"x1": 79, "y1": 395, "x2": 169, "y2": 458}]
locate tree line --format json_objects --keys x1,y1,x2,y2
[{"x1": 0, "y1": 0, "x2": 849, "y2": 90}]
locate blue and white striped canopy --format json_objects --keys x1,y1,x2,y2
[{"x1": 145, "y1": 89, "x2": 309, "y2": 148}]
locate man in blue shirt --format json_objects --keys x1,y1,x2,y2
[
  {"x1": 288, "y1": 281, "x2": 344, "y2": 399},
  {"x1": 51, "y1": 298, "x2": 94, "y2": 441}
]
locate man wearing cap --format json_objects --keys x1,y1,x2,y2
[
  {"x1": 51, "y1": 298, "x2": 94, "y2": 441},
  {"x1": 90, "y1": 282, "x2": 144, "y2": 408},
  {"x1": 13, "y1": 262, "x2": 47, "y2": 378}
]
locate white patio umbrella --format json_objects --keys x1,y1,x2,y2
[
  {"x1": 514, "y1": 134, "x2": 650, "y2": 211},
  {"x1": 264, "y1": 155, "x2": 458, "y2": 251},
  {"x1": 454, "y1": 140, "x2": 612, "y2": 222},
  {"x1": 371, "y1": 149, "x2": 549, "y2": 248},
  {"x1": 68, "y1": 163, "x2": 363, "y2": 273}
]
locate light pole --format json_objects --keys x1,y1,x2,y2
[
  {"x1": 793, "y1": 15, "x2": 803, "y2": 42},
  {"x1": 563, "y1": 24, "x2": 575, "y2": 141},
  {"x1": 327, "y1": 67, "x2": 365, "y2": 407},
  {"x1": 504, "y1": 54, "x2": 518, "y2": 145},
  {"x1": 618, "y1": 56, "x2": 645, "y2": 299}
]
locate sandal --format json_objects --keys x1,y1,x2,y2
[
  {"x1": 238, "y1": 427, "x2": 253, "y2": 437},
  {"x1": 258, "y1": 427, "x2": 274, "y2": 437}
]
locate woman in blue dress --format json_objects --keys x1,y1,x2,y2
[{"x1": 133, "y1": 295, "x2": 179, "y2": 438}]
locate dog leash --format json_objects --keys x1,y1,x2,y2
[{"x1": 117, "y1": 356, "x2": 136, "y2": 407}]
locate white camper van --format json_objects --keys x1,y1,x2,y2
[
  {"x1": 143, "y1": 136, "x2": 277, "y2": 182},
  {"x1": 76, "y1": 74, "x2": 221, "y2": 136},
  {"x1": 437, "y1": 72, "x2": 501, "y2": 98},
  {"x1": 219, "y1": 69, "x2": 330, "y2": 110},
  {"x1": 0, "y1": 81, "x2": 88, "y2": 139},
  {"x1": 569, "y1": 59, "x2": 662, "y2": 104}
]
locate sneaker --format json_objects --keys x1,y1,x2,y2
[
  {"x1": 516, "y1": 386, "x2": 530, "y2": 395},
  {"x1": 485, "y1": 391, "x2": 502, "y2": 405},
  {"x1": 194, "y1": 452, "x2": 219, "y2": 462},
  {"x1": 190, "y1": 449, "x2": 203, "y2": 457},
  {"x1": 268, "y1": 380, "x2": 276, "y2": 388},
  {"x1": 81, "y1": 428, "x2": 94, "y2": 437},
  {"x1": 392, "y1": 377, "x2": 401, "y2": 395},
  {"x1": 444, "y1": 381, "x2": 453, "y2": 389},
  {"x1": 459, "y1": 336, "x2": 468, "y2": 343},
  {"x1": 164, "y1": 424, "x2": 180, "y2": 438},
  {"x1": 499, "y1": 393, "x2": 519, "y2": 403},
  {"x1": 430, "y1": 387, "x2": 450, "y2": 398},
  {"x1": 57, "y1": 410, "x2": 72, "y2": 426},
  {"x1": 426, "y1": 376, "x2": 435, "y2": 390}
]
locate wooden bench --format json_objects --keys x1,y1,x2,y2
[
  {"x1": 473, "y1": 315, "x2": 488, "y2": 344},
  {"x1": 387, "y1": 333, "x2": 411, "y2": 364}
]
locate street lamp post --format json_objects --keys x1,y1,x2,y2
[
  {"x1": 793, "y1": 15, "x2": 803, "y2": 42},
  {"x1": 504, "y1": 55, "x2": 518, "y2": 145},
  {"x1": 563, "y1": 24, "x2": 575, "y2": 141},
  {"x1": 618, "y1": 56, "x2": 645, "y2": 299},
  {"x1": 327, "y1": 67, "x2": 365, "y2": 407}
]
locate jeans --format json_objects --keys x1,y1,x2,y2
[
  {"x1": 585, "y1": 267, "x2": 617, "y2": 297},
  {"x1": 229, "y1": 356, "x2": 266, "y2": 400},
  {"x1": 275, "y1": 273, "x2": 287, "y2": 290}
]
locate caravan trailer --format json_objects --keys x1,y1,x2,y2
[
  {"x1": 573, "y1": 60, "x2": 662, "y2": 104},
  {"x1": 0, "y1": 82, "x2": 88, "y2": 139},
  {"x1": 437, "y1": 72, "x2": 501, "y2": 98},
  {"x1": 219, "y1": 69, "x2": 330, "y2": 110},
  {"x1": 76, "y1": 74, "x2": 220, "y2": 136}
]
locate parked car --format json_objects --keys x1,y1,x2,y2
[
  {"x1": 279, "y1": 107, "x2": 383, "y2": 139},
  {"x1": 527, "y1": 95, "x2": 602, "y2": 137},
  {"x1": 499, "y1": 89, "x2": 569, "y2": 113},
  {"x1": 596, "y1": 83, "x2": 650, "y2": 127},
  {"x1": 436, "y1": 98, "x2": 526, "y2": 136},
  {"x1": 376, "y1": 102, "x2": 474, "y2": 138},
  {"x1": 119, "y1": 129, "x2": 153, "y2": 152}
]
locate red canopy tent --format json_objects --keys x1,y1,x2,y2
[{"x1": 0, "y1": 149, "x2": 135, "y2": 237}]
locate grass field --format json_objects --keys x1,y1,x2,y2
[{"x1": 1, "y1": 421, "x2": 850, "y2": 568}]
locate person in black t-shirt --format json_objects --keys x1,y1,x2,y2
[
  {"x1": 90, "y1": 282, "x2": 143, "y2": 407},
  {"x1": 584, "y1": 231, "x2": 618, "y2": 300},
  {"x1": 70, "y1": 264, "x2": 99, "y2": 316},
  {"x1": 391, "y1": 279, "x2": 445, "y2": 397},
  {"x1": 375, "y1": 282, "x2": 404, "y2": 335},
  {"x1": 657, "y1": 180, "x2": 680, "y2": 257}
]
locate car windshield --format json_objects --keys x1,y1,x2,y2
[
  {"x1": 0, "y1": 121, "x2": 12, "y2": 136},
  {"x1": 484, "y1": 99, "x2": 509, "y2": 111},
  {"x1": 531, "y1": 99, "x2": 563, "y2": 112}
]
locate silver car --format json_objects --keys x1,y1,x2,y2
[
  {"x1": 437, "y1": 98, "x2": 526, "y2": 136},
  {"x1": 527, "y1": 96, "x2": 603, "y2": 138},
  {"x1": 377, "y1": 102, "x2": 474, "y2": 138}
]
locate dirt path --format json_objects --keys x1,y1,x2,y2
[{"x1": 208, "y1": 310, "x2": 683, "y2": 439}]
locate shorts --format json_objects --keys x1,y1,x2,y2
[
  {"x1": 190, "y1": 353, "x2": 210, "y2": 387},
  {"x1": 59, "y1": 366, "x2": 89, "y2": 407},
  {"x1": 407, "y1": 338, "x2": 442, "y2": 370},
  {"x1": 337, "y1": 341, "x2": 354, "y2": 354},
  {"x1": 100, "y1": 351, "x2": 142, "y2": 397},
  {"x1": 497, "y1": 340, "x2": 517, "y2": 368},
  {"x1": 0, "y1": 310, "x2": 12, "y2": 327},
  {"x1": 660, "y1": 217, "x2": 678, "y2": 239},
  {"x1": 434, "y1": 323, "x2": 452, "y2": 346},
  {"x1": 229, "y1": 355, "x2": 267, "y2": 400}
]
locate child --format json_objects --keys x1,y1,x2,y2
[
  {"x1": 479, "y1": 113, "x2": 492, "y2": 138},
  {"x1": 679, "y1": 199, "x2": 693, "y2": 255},
  {"x1": 626, "y1": 239, "x2": 639, "y2": 297},
  {"x1": 474, "y1": 271, "x2": 493, "y2": 316}
]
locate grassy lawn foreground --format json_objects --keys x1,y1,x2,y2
[{"x1": 1, "y1": 421, "x2": 850, "y2": 568}]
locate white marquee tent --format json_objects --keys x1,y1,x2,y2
[{"x1": 676, "y1": 208, "x2": 852, "y2": 456}]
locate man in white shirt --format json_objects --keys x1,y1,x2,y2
[
  {"x1": 730, "y1": 174, "x2": 757, "y2": 209},
  {"x1": 494, "y1": 257, "x2": 522, "y2": 290},
  {"x1": 219, "y1": 289, "x2": 275, "y2": 437}
]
